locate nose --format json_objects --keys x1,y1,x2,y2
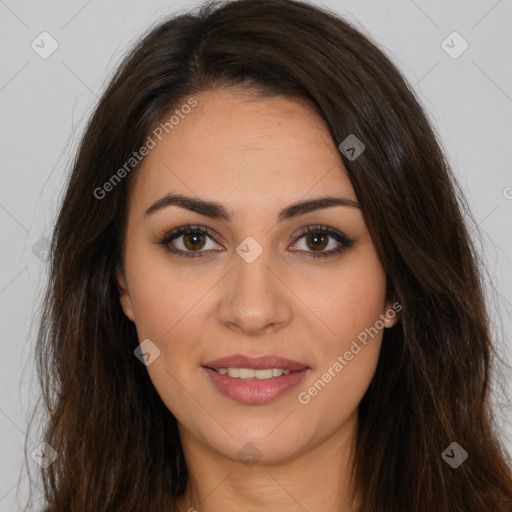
[{"x1": 216, "y1": 245, "x2": 293, "y2": 336}]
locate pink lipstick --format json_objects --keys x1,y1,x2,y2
[{"x1": 202, "y1": 354, "x2": 310, "y2": 405}]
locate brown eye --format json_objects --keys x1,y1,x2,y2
[
  {"x1": 158, "y1": 225, "x2": 222, "y2": 258},
  {"x1": 291, "y1": 225, "x2": 354, "y2": 259},
  {"x1": 182, "y1": 232, "x2": 207, "y2": 251},
  {"x1": 304, "y1": 232, "x2": 329, "y2": 252}
]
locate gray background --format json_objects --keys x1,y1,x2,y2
[{"x1": 1, "y1": 0, "x2": 511, "y2": 509}]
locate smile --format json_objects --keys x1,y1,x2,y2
[{"x1": 202, "y1": 365, "x2": 310, "y2": 404}]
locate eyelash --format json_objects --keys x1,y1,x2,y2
[{"x1": 157, "y1": 223, "x2": 354, "y2": 260}]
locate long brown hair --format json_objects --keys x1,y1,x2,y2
[{"x1": 27, "y1": 0, "x2": 512, "y2": 510}]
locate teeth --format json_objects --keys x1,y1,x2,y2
[{"x1": 216, "y1": 368, "x2": 291, "y2": 379}]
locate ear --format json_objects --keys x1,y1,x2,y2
[
  {"x1": 115, "y1": 264, "x2": 135, "y2": 322},
  {"x1": 382, "y1": 298, "x2": 401, "y2": 328}
]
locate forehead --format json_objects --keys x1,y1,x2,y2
[{"x1": 128, "y1": 88, "x2": 357, "y2": 217}]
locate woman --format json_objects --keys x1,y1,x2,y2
[{"x1": 29, "y1": 0, "x2": 512, "y2": 510}]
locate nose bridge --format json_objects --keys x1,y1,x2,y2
[{"x1": 217, "y1": 236, "x2": 292, "y2": 334}]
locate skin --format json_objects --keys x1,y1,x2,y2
[{"x1": 116, "y1": 87, "x2": 398, "y2": 512}]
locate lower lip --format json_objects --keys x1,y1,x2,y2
[{"x1": 203, "y1": 367, "x2": 310, "y2": 404}]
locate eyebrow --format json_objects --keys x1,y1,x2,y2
[{"x1": 144, "y1": 193, "x2": 360, "y2": 222}]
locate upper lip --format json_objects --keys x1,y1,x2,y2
[{"x1": 202, "y1": 354, "x2": 309, "y2": 371}]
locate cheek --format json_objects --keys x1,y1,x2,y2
[
  {"x1": 297, "y1": 306, "x2": 384, "y2": 427},
  {"x1": 124, "y1": 247, "x2": 211, "y2": 420},
  {"x1": 297, "y1": 247, "x2": 386, "y2": 409},
  {"x1": 125, "y1": 242, "x2": 213, "y2": 344},
  {"x1": 313, "y1": 244, "x2": 388, "y2": 348}
]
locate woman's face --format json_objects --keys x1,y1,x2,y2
[{"x1": 117, "y1": 87, "x2": 397, "y2": 464}]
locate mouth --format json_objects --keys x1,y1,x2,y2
[{"x1": 201, "y1": 354, "x2": 310, "y2": 404}]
